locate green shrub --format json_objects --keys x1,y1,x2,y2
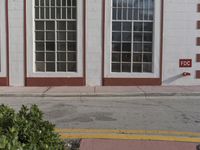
[{"x1": 0, "y1": 104, "x2": 65, "y2": 150}]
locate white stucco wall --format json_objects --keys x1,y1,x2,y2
[
  {"x1": 8, "y1": 0, "x2": 25, "y2": 86},
  {"x1": 162, "y1": 0, "x2": 200, "y2": 85},
  {"x1": 0, "y1": 0, "x2": 7, "y2": 77},
  {"x1": 2, "y1": 0, "x2": 200, "y2": 86},
  {"x1": 86, "y1": 0, "x2": 103, "y2": 86}
]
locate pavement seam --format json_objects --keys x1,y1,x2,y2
[{"x1": 1, "y1": 92, "x2": 200, "y2": 97}]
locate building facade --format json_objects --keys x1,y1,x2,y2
[{"x1": 0, "y1": 0, "x2": 200, "y2": 86}]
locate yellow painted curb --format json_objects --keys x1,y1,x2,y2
[
  {"x1": 55, "y1": 129, "x2": 200, "y2": 143},
  {"x1": 55, "y1": 128, "x2": 200, "y2": 137},
  {"x1": 59, "y1": 133, "x2": 200, "y2": 143}
]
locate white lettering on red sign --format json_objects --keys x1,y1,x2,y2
[{"x1": 179, "y1": 59, "x2": 192, "y2": 68}]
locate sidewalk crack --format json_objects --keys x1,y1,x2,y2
[
  {"x1": 43, "y1": 87, "x2": 52, "y2": 94},
  {"x1": 137, "y1": 86, "x2": 147, "y2": 99}
]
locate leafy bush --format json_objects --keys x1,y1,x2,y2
[{"x1": 0, "y1": 104, "x2": 65, "y2": 150}]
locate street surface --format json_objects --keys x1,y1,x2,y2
[{"x1": 0, "y1": 96, "x2": 200, "y2": 133}]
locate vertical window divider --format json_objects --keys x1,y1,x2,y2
[
  {"x1": 131, "y1": 15, "x2": 134, "y2": 73},
  {"x1": 55, "y1": 20, "x2": 57, "y2": 72},
  {"x1": 142, "y1": 0, "x2": 144, "y2": 73}
]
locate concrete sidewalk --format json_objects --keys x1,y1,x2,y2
[
  {"x1": 80, "y1": 139, "x2": 198, "y2": 150},
  {"x1": 0, "y1": 86, "x2": 200, "y2": 97}
]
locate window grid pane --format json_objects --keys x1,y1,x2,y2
[
  {"x1": 112, "y1": 0, "x2": 154, "y2": 73},
  {"x1": 35, "y1": 0, "x2": 77, "y2": 72}
]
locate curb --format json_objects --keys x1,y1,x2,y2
[
  {"x1": 1, "y1": 92, "x2": 200, "y2": 97},
  {"x1": 55, "y1": 129, "x2": 200, "y2": 143}
]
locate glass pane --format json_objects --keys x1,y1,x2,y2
[
  {"x1": 35, "y1": 21, "x2": 44, "y2": 30},
  {"x1": 36, "y1": 42, "x2": 44, "y2": 51},
  {"x1": 46, "y1": 52, "x2": 55, "y2": 61},
  {"x1": 112, "y1": 32, "x2": 121, "y2": 41},
  {"x1": 35, "y1": 32, "x2": 44, "y2": 40},
  {"x1": 36, "y1": 62, "x2": 45, "y2": 72},
  {"x1": 123, "y1": 22, "x2": 132, "y2": 31},
  {"x1": 40, "y1": 7, "x2": 44, "y2": 19},
  {"x1": 68, "y1": 63, "x2": 77, "y2": 72},
  {"x1": 62, "y1": 8, "x2": 66, "y2": 19},
  {"x1": 113, "y1": 0, "x2": 117, "y2": 7},
  {"x1": 46, "y1": 8, "x2": 50, "y2": 19},
  {"x1": 72, "y1": 0, "x2": 76, "y2": 6},
  {"x1": 57, "y1": 21, "x2": 66, "y2": 30},
  {"x1": 133, "y1": 53, "x2": 142, "y2": 62},
  {"x1": 68, "y1": 42, "x2": 76, "y2": 51},
  {"x1": 144, "y1": 43, "x2": 152, "y2": 52},
  {"x1": 113, "y1": 22, "x2": 121, "y2": 31},
  {"x1": 57, "y1": 52, "x2": 66, "y2": 61},
  {"x1": 40, "y1": 0, "x2": 44, "y2": 6},
  {"x1": 72, "y1": 8, "x2": 77, "y2": 19},
  {"x1": 51, "y1": 7, "x2": 55, "y2": 19},
  {"x1": 57, "y1": 8, "x2": 61, "y2": 19},
  {"x1": 112, "y1": 43, "x2": 121, "y2": 52},
  {"x1": 46, "y1": 32, "x2": 55, "y2": 40},
  {"x1": 143, "y1": 53, "x2": 152, "y2": 62},
  {"x1": 46, "y1": 63, "x2": 55, "y2": 72},
  {"x1": 35, "y1": 0, "x2": 39, "y2": 6},
  {"x1": 68, "y1": 21, "x2": 76, "y2": 30},
  {"x1": 144, "y1": 33, "x2": 153, "y2": 42},
  {"x1": 122, "y1": 63, "x2": 131, "y2": 72},
  {"x1": 36, "y1": 52, "x2": 44, "y2": 61},
  {"x1": 67, "y1": 8, "x2": 71, "y2": 19},
  {"x1": 35, "y1": 7, "x2": 39, "y2": 19},
  {"x1": 36, "y1": 52, "x2": 45, "y2": 61},
  {"x1": 112, "y1": 53, "x2": 121, "y2": 62},
  {"x1": 67, "y1": 0, "x2": 71, "y2": 6},
  {"x1": 57, "y1": 32, "x2": 66, "y2": 40},
  {"x1": 144, "y1": 22, "x2": 153, "y2": 31},
  {"x1": 134, "y1": 22, "x2": 143, "y2": 31},
  {"x1": 68, "y1": 52, "x2": 77, "y2": 61},
  {"x1": 46, "y1": 42, "x2": 55, "y2": 51},
  {"x1": 46, "y1": 21, "x2": 55, "y2": 30},
  {"x1": 67, "y1": 32, "x2": 76, "y2": 41},
  {"x1": 143, "y1": 63, "x2": 152, "y2": 72},
  {"x1": 112, "y1": 63, "x2": 121, "y2": 72},
  {"x1": 122, "y1": 43, "x2": 131, "y2": 52},
  {"x1": 122, "y1": 53, "x2": 131, "y2": 62},
  {"x1": 134, "y1": 33, "x2": 142, "y2": 41},
  {"x1": 122, "y1": 32, "x2": 131, "y2": 41},
  {"x1": 51, "y1": 0, "x2": 55, "y2": 6},
  {"x1": 133, "y1": 43, "x2": 142, "y2": 52},
  {"x1": 133, "y1": 63, "x2": 142, "y2": 72},
  {"x1": 57, "y1": 63, "x2": 66, "y2": 72},
  {"x1": 57, "y1": 42, "x2": 66, "y2": 51}
]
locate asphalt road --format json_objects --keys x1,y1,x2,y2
[{"x1": 0, "y1": 96, "x2": 200, "y2": 132}]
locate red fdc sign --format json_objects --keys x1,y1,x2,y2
[{"x1": 179, "y1": 59, "x2": 192, "y2": 68}]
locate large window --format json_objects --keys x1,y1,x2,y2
[
  {"x1": 34, "y1": 0, "x2": 77, "y2": 72},
  {"x1": 111, "y1": 0, "x2": 154, "y2": 73}
]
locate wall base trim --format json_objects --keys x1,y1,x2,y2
[
  {"x1": 103, "y1": 78, "x2": 161, "y2": 86},
  {"x1": 0, "y1": 77, "x2": 9, "y2": 86},
  {"x1": 26, "y1": 77, "x2": 85, "y2": 86}
]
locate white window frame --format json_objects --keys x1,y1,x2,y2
[
  {"x1": 0, "y1": 0, "x2": 7, "y2": 77},
  {"x1": 27, "y1": 0, "x2": 83, "y2": 77},
  {"x1": 104, "y1": 0, "x2": 161, "y2": 78}
]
